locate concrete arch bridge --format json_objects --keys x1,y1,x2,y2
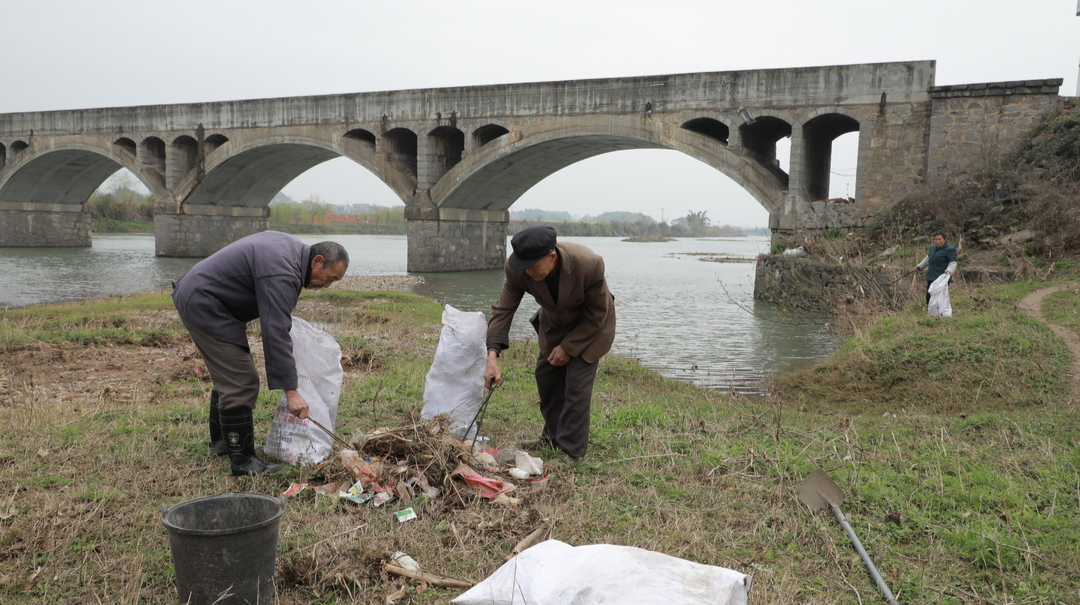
[{"x1": 0, "y1": 61, "x2": 1061, "y2": 271}]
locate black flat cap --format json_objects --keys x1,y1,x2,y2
[{"x1": 508, "y1": 226, "x2": 557, "y2": 270}]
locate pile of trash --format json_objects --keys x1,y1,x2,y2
[{"x1": 281, "y1": 413, "x2": 549, "y2": 511}]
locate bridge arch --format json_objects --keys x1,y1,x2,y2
[
  {"x1": 114, "y1": 137, "x2": 137, "y2": 158},
  {"x1": 0, "y1": 138, "x2": 157, "y2": 247},
  {"x1": 204, "y1": 134, "x2": 229, "y2": 156},
  {"x1": 431, "y1": 115, "x2": 787, "y2": 214},
  {"x1": 170, "y1": 136, "x2": 199, "y2": 189},
  {"x1": 381, "y1": 127, "x2": 418, "y2": 186},
  {"x1": 0, "y1": 138, "x2": 157, "y2": 206},
  {"x1": 735, "y1": 113, "x2": 794, "y2": 189},
  {"x1": 139, "y1": 137, "x2": 166, "y2": 187},
  {"x1": 10, "y1": 140, "x2": 29, "y2": 158},
  {"x1": 344, "y1": 128, "x2": 376, "y2": 149},
  {"x1": 794, "y1": 107, "x2": 863, "y2": 200},
  {"x1": 682, "y1": 117, "x2": 730, "y2": 145},
  {"x1": 472, "y1": 124, "x2": 510, "y2": 149},
  {"x1": 172, "y1": 129, "x2": 389, "y2": 208},
  {"x1": 428, "y1": 126, "x2": 465, "y2": 183}
]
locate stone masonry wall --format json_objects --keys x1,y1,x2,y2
[
  {"x1": 796, "y1": 198, "x2": 862, "y2": 232},
  {"x1": 407, "y1": 219, "x2": 507, "y2": 272},
  {"x1": 154, "y1": 214, "x2": 267, "y2": 257},
  {"x1": 927, "y1": 79, "x2": 1062, "y2": 181},
  {"x1": 856, "y1": 100, "x2": 935, "y2": 216},
  {"x1": 0, "y1": 208, "x2": 91, "y2": 247},
  {"x1": 753, "y1": 254, "x2": 869, "y2": 310}
]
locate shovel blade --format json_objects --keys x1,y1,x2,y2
[{"x1": 796, "y1": 468, "x2": 846, "y2": 512}]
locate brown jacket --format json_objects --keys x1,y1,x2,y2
[{"x1": 487, "y1": 242, "x2": 616, "y2": 363}]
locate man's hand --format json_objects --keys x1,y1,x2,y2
[
  {"x1": 284, "y1": 389, "x2": 309, "y2": 420},
  {"x1": 913, "y1": 266, "x2": 922, "y2": 272},
  {"x1": 485, "y1": 351, "x2": 503, "y2": 390},
  {"x1": 547, "y1": 345, "x2": 570, "y2": 367}
]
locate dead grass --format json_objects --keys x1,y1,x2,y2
[{"x1": 2, "y1": 285, "x2": 1080, "y2": 604}]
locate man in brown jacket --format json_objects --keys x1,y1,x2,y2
[{"x1": 484, "y1": 226, "x2": 616, "y2": 461}]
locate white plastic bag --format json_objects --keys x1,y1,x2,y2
[
  {"x1": 421, "y1": 305, "x2": 488, "y2": 439},
  {"x1": 451, "y1": 540, "x2": 752, "y2": 605},
  {"x1": 927, "y1": 274, "x2": 952, "y2": 317},
  {"x1": 264, "y1": 317, "x2": 343, "y2": 465}
]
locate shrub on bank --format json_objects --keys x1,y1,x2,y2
[{"x1": 870, "y1": 103, "x2": 1080, "y2": 258}]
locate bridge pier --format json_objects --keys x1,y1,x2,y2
[
  {"x1": 154, "y1": 204, "x2": 268, "y2": 257},
  {"x1": 0, "y1": 202, "x2": 91, "y2": 247},
  {"x1": 405, "y1": 203, "x2": 508, "y2": 272}
]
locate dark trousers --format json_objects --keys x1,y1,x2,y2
[
  {"x1": 535, "y1": 353, "x2": 599, "y2": 458},
  {"x1": 180, "y1": 318, "x2": 260, "y2": 410}
]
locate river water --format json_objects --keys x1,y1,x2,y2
[{"x1": 0, "y1": 233, "x2": 840, "y2": 391}]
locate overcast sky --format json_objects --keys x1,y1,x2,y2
[{"x1": 3, "y1": 1, "x2": 1077, "y2": 227}]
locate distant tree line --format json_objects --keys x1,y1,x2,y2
[
  {"x1": 269, "y1": 196, "x2": 406, "y2": 234},
  {"x1": 511, "y1": 209, "x2": 658, "y2": 224},
  {"x1": 88, "y1": 174, "x2": 155, "y2": 232},
  {"x1": 85, "y1": 181, "x2": 752, "y2": 240},
  {"x1": 512, "y1": 209, "x2": 745, "y2": 238}
]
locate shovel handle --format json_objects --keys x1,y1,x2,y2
[{"x1": 831, "y1": 504, "x2": 901, "y2": 605}]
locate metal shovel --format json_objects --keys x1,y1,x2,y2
[{"x1": 796, "y1": 468, "x2": 901, "y2": 605}]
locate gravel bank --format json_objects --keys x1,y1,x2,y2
[{"x1": 331, "y1": 275, "x2": 426, "y2": 293}]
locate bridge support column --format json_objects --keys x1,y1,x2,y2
[
  {"x1": 769, "y1": 191, "x2": 865, "y2": 243},
  {"x1": 768, "y1": 193, "x2": 803, "y2": 242},
  {"x1": 405, "y1": 205, "x2": 508, "y2": 272},
  {"x1": 155, "y1": 204, "x2": 268, "y2": 257},
  {"x1": 0, "y1": 202, "x2": 91, "y2": 247}
]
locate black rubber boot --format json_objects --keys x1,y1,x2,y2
[
  {"x1": 208, "y1": 390, "x2": 227, "y2": 457},
  {"x1": 219, "y1": 406, "x2": 283, "y2": 476}
]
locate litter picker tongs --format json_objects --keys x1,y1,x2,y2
[
  {"x1": 308, "y1": 417, "x2": 351, "y2": 450},
  {"x1": 463, "y1": 383, "x2": 500, "y2": 442}
]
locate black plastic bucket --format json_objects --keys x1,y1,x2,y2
[{"x1": 161, "y1": 492, "x2": 286, "y2": 605}]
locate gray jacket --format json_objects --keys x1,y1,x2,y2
[{"x1": 172, "y1": 231, "x2": 311, "y2": 390}]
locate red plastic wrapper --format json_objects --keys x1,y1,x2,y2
[{"x1": 450, "y1": 463, "x2": 516, "y2": 499}]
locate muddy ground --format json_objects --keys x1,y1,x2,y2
[{"x1": 0, "y1": 275, "x2": 426, "y2": 410}]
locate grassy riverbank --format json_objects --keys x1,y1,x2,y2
[{"x1": 1, "y1": 281, "x2": 1078, "y2": 604}]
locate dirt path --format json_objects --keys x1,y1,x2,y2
[{"x1": 1017, "y1": 284, "x2": 1080, "y2": 402}]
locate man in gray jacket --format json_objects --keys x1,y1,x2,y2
[{"x1": 172, "y1": 231, "x2": 348, "y2": 475}]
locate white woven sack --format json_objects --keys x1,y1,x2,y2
[
  {"x1": 264, "y1": 317, "x2": 343, "y2": 464},
  {"x1": 421, "y1": 305, "x2": 488, "y2": 439},
  {"x1": 452, "y1": 540, "x2": 752, "y2": 605}
]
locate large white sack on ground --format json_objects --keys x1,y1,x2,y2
[
  {"x1": 264, "y1": 317, "x2": 343, "y2": 465},
  {"x1": 927, "y1": 273, "x2": 953, "y2": 317},
  {"x1": 451, "y1": 540, "x2": 752, "y2": 605},
  {"x1": 421, "y1": 305, "x2": 488, "y2": 439}
]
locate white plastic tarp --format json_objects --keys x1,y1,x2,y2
[
  {"x1": 451, "y1": 540, "x2": 752, "y2": 605},
  {"x1": 927, "y1": 273, "x2": 952, "y2": 317},
  {"x1": 264, "y1": 317, "x2": 343, "y2": 465},
  {"x1": 421, "y1": 305, "x2": 488, "y2": 439}
]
